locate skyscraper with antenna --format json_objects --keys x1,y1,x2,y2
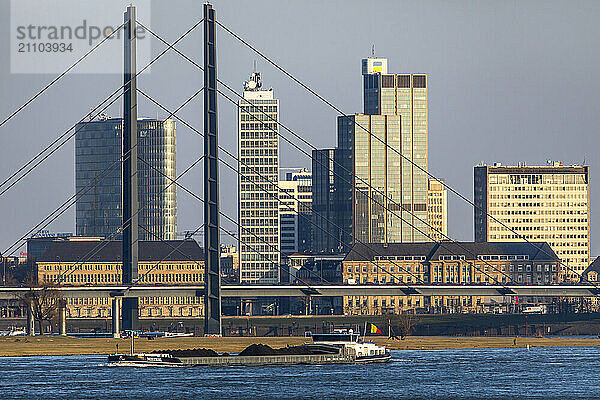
[
  {"x1": 335, "y1": 57, "x2": 429, "y2": 246},
  {"x1": 237, "y1": 71, "x2": 280, "y2": 283}
]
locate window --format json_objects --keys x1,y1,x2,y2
[
  {"x1": 382, "y1": 75, "x2": 395, "y2": 88},
  {"x1": 397, "y1": 75, "x2": 410, "y2": 88},
  {"x1": 413, "y1": 75, "x2": 426, "y2": 88}
]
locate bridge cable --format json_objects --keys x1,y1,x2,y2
[
  {"x1": 0, "y1": 90, "x2": 122, "y2": 197},
  {"x1": 217, "y1": 86, "x2": 519, "y2": 288},
  {"x1": 138, "y1": 154, "x2": 333, "y2": 287},
  {"x1": 53, "y1": 154, "x2": 204, "y2": 285},
  {"x1": 0, "y1": 23, "x2": 125, "y2": 130},
  {"x1": 33, "y1": 89, "x2": 205, "y2": 283},
  {"x1": 0, "y1": 18, "x2": 204, "y2": 197},
  {"x1": 138, "y1": 22, "x2": 529, "y2": 289},
  {"x1": 3, "y1": 84, "x2": 203, "y2": 258},
  {"x1": 138, "y1": 89, "x2": 439, "y2": 292},
  {"x1": 215, "y1": 19, "x2": 587, "y2": 283},
  {"x1": 138, "y1": 86, "x2": 420, "y2": 288},
  {"x1": 137, "y1": 24, "x2": 445, "y2": 287}
]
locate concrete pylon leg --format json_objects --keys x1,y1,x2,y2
[
  {"x1": 112, "y1": 298, "x2": 121, "y2": 338},
  {"x1": 26, "y1": 303, "x2": 35, "y2": 336},
  {"x1": 59, "y1": 299, "x2": 67, "y2": 336}
]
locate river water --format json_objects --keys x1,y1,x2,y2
[{"x1": 1, "y1": 347, "x2": 598, "y2": 399}]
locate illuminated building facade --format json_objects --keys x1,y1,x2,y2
[{"x1": 475, "y1": 162, "x2": 589, "y2": 281}]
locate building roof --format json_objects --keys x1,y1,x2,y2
[
  {"x1": 37, "y1": 240, "x2": 203, "y2": 263},
  {"x1": 582, "y1": 257, "x2": 600, "y2": 277},
  {"x1": 344, "y1": 241, "x2": 559, "y2": 262},
  {"x1": 475, "y1": 165, "x2": 587, "y2": 175}
]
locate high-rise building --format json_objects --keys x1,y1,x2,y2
[
  {"x1": 336, "y1": 114, "x2": 405, "y2": 244},
  {"x1": 474, "y1": 161, "x2": 590, "y2": 281},
  {"x1": 238, "y1": 72, "x2": 280, "y2": 283},
  {"x1": 311, "y1": 149, "x2": 341, "y2": 253},
  {"x1": 362, "y1": 56, "x2": 388, "y2": 114},
  {"x1": 427, "y1": 178, "x2": 448, "y2": 241},
  {"x1": 334, "y1": 58, "x2": 428, "y2": 249},
  {"x1": 363, "y1": 59, "x2": 428, "y2": 241},
  {"x1": 279, "y1": 168, "x2": 312, "y2": 255},
  {"x1": 75, "y1": 117, "x2": 177, "y2": 240}
]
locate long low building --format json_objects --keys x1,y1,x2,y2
[
  {"x1": 342, "y1": 241, "x2": 561, "y2": 315},
  {"x1": 34, "y1": 238, "x2": 204, "y2": 318}
]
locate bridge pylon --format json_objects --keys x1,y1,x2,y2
[{"x1": 203, "y1": 3, "x2": 222, "y2": 336}]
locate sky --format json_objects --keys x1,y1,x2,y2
[{"x1": 1, "y1": 0, "x2": 599, "y2": 256}]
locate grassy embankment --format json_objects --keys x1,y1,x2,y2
[{"x1": 1, "y1": 335, "x2": 600, "y2": 357}]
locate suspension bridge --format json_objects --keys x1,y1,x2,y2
[{"x1": 0, "y1": 3, "x2": 598, "y2": 337}]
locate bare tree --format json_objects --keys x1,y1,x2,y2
[
  {"x1": 17, "y1": 273, "x2": 63, "y2": 335},
  {"x1": 398, "y1": 313, "x2": 415, "y2": 340}
]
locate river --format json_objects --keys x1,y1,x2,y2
[{"x1": 1, "y1": 347, "x2": 598, "y2": 399}]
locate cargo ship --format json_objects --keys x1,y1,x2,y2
[{"x1": 107, "y1": 329, "x2": 391, "y2": 366}]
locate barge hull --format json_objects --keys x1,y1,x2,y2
[{"x1": 179, "y1": 353, "x2": 355, "y2": 366}]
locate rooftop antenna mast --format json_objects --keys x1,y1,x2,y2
[{"x1": 371, "y1": 44, "x2": 375, "y2": 56}]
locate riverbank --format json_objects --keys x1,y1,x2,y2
[
  {"x1": 1, "y1": 335, "x2": 600, "y2": 357},
  {"x1": 5, "y1": 313, "x2": 600, "y2": 337}
]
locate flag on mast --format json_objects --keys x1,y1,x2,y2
[{"x1": 369, "y1": 323, "x2": 382, "y2": 334}]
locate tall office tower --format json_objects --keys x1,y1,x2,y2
[
  {"x1": 312, "y1": 149, "x2": 342, "y2": 253},
  {"x1": 238, "y1": 72, "x2": 280, "y2": 284},
  {"x1": 364, "y1": 58, "x2": 428, "y2": 240},
  {"x1": 75, "y1": 117, "x2": 177, "y2": 240},
  {"x1": 362, "y1": 57, "x2": 388, "y2": 114},
  {"x1": 427, "y1": 178, "x2": 448, "y2": 241},
  {"x1": 335, "y1": 58, "x2": 429, "y2": 249},
  {"x1": 474, "y1": 161, "x2": 590, "y2": 281},
  {"x1": 279, "y1": 168, "x2": 312, "y2": 255}
]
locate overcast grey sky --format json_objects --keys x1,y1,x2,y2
[{"x1": 1, "y1": 0, "x2": 599, "y2": 256}]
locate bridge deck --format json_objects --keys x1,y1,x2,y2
[{"x1": 0, "y1": 285, "x2": 598, "y2": 299}]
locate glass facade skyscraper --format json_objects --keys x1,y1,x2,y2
[
  {"x1": 75, "y1": 117, "x2": 177, "y2": 241},
  {"x1": 334, "y1": 58, "x2": 429, "y2": 249},
  {"x1": 238, "y1": 72, "x2": 280, "y2": 284},
  {"x1": 311, "y1": 149, "x2": 341, "y2": 253},
  {"x1": 364, "y1": 62, "x2": 428, "y2": 242}
]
